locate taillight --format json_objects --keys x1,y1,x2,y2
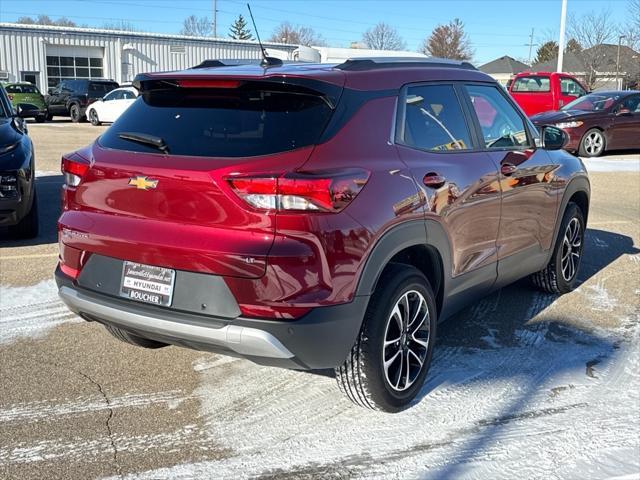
[
  {"x1": 227, "y1": 169, "x2": 370, "y2": 212},
  {"x1": 178, "y1": 79, "x2": 242, "y2": 89},
  {"x1": 61, "y1": 155, "x2": 90, "y2": 187}
]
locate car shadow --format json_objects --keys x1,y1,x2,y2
[
  {"x1": 0, "y1": 174, "x2": 62, "y2": 246},
  {"x1": 411, "y1": 227, "x2": 638, "y2": 478}
]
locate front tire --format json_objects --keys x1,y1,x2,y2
[
  {"x1": 9, "y1": 189, "x2": 39, "y2": 239},
  {"x1": 35, "y1": 114, "x2": 46, "y2": 123},
  {"x1": 104, "y1": 324, "x2": 167, "y2": 349},
  {"x1": 530, "y1": 202, "x2": 585, "y2": 294},
  {"x1": 579, "y1": 129, "x2": 605, "y2": 157},
  {"x1": 336, "y1": 264, "x2": 437, "y2": 412}
]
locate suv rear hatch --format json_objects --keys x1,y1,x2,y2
[{"x1": 59, "y1": 72, "x2": 343, "y2": 279}]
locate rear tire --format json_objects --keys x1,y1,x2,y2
[
  {"x1": 530, "y1": 202, "x2": 585, "y2": 294},
  {"x1": 336, "y1": 264, "x2": 437, "y2": 412},
  {"x1": 579, "y1": 129, "x2": 605, "y2": 157},
  {"x1": 104, "y1": 324, "x2": 167, "y2": 349},
  {"x1": 46, "y1": 111, "x2": 53, "y2": 121},
  {"x1": 69, "y1": 104, "x2": 84, "y2": 123},
  {"x1": 9, "y1": 189, "x2": 39, "y2": 239},
  {"x1": 89, "y1": 109, "x2": 101, "y2": 126}
]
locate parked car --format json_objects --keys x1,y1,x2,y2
[
  {"x1": 46, "y1": 79, "x2": 119, "y2": 122},
  {"x1": 2, "y1": 82, "x2": 47, "y2": 123},
  {"x1": 508, "y1": 71, "x2": 589, "y2": 116},
  {"x1": 86, "y1": 87, "x2": 138, "y2": 126},
  {"x1": 56, "y1": 58, "x2": 590, "y2": 412},
  {"x1": 0, "y1": 85, "x2": 39, "y2": 238},
  {"x1": 531, "y1": 90, "x2": 640, "y2": 157}
]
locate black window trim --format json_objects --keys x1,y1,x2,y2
[
  {"x1": 394, "y1": 80, "x2": 484, "y2": 154},
  {"x1": 460, "y1": 81, "x2": 539, "y2": 153}
]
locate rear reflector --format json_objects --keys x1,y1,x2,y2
[
  {"x1": 227, "y1": 169, "x2": 369, "y2": 212},
  {"x1": 177, "y1": 79, "x2": 242, "y2": 89},
  {"x1": 60, "y1": 262, "x2": 80, "y2": 279},
  {"x1": 61, "y1": 155, "x2": 90, "y2": 187}
]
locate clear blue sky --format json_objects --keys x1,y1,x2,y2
[{"x1": 0, "y1": 0, "x2": 632, "y2": 64}]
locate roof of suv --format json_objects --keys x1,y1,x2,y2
[{"x1": 135, "y1": 57, "x2": 494, "y2": 91}]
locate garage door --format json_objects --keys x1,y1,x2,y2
[{"x1": 46, "y1": 45, "x2": 105, "y2": 87}]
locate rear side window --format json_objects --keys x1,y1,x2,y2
[
  {"x1": 6, "y1": 84, "x2": 39, "y2": 94},
  {"x1": 100, "y1": 85, "x2": 334, "y2": 158},
  {"x1": 401, "y1": 84, "x2": 472, "y2": 151},
  {"x1": 89, "y1": 82, "x2": 118, "y2": 95},
  {"x1": 512, "y1": 76, "x2": 550, "y2": 92},
  {"x1": 466, "y1": 84, "x2": 530, "y2": 149}
]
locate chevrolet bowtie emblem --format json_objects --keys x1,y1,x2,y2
[{"x1": 128, "y1": 176, "x2": 158, "y2": 190}]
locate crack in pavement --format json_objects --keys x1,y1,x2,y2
[{"x1": 54, "y1": 362, "x2": 123, "y2": 478}]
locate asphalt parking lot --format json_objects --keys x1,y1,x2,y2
[{"x1": 0, "y1": 121, "x2": 639, "y2": 479}]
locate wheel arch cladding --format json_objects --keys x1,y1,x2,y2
[
  {"x1": 355, "y1": 219, "x2": 450, "y2": 316},
  {"x1": 550, "y1": 175, "x2": 590, "y2": 257}
]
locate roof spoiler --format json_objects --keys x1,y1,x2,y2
[
  {"x1": 335, "y1": 57, "x2": 477, "y2": 71},
  {"x1": 190, "y1": 57, "x2": 283, "y2": 69}
]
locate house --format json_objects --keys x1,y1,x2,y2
[
  {"x1": 532, "y1": 44, "x2": 640, "y2": 90},
  {"x1": 479, "y1": 56, "x2": 530, "y2": 85}
]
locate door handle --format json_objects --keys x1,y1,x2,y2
[
  {"x1": 501, "y1": 163, "x2": 518, "y2": 176},
  {"x1": 423, "y1": 173, "x2": 446, "y2": 188}
]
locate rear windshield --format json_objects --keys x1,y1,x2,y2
[
  {"x1": 89, "y1": 82, "x2": 118, "y2": 94},
  {"x1": 5, "y1": 84, "x2": 40, "y2": 94},
  {"x1": 511, "y1": 76, "x2": 551, "y2": 93},
  {"x1": 100, "y1": 86, "x2": 334, "y2": 157}
]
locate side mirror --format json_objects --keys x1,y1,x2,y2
[
  {"x1": 540, "y1": 125, "x2": 567, "y2": 150},
  {"x1": 15, "y1": 103, "x2": 40, "y2": 118}
]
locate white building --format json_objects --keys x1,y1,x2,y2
[{"x1": 0, "y1": 23, "x2": 297, "y2": 91}]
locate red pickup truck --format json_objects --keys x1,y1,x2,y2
[{"x1": 508, "y1": 71, "x2": 589, "y2": 116}]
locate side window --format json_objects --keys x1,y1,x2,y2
[
  {"x1": 401, "y1": 84, "x2": 472, "y2": 151},
  {"x1": 561, "y1": 78, "x2": 586, "y2": 97},
  {"x1": 465, "y1": 84, "x2": 530, "y2": 149},
  {"x1": 103, "y1": 90, "x2": 119, "y2": 101},
  {"x1": 620, "y1": 95, "x2": 640, "y2": 113},
  {"x1": 122, "y1": 90, "x2": 136, "y2": 100},
  {"x1": 511, "y1": 76, "x2": 551, "y2": 92}
]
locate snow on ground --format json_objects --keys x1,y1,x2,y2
[
  {"x1": 110, "y1": 301, "x2": 640, "y2": 480},
  {"x1": 581, "y1": 156, "x2": 640, "y2": 173},
  {"x1": 0, "y1": 280, "x2": 80, "y2": 345}
]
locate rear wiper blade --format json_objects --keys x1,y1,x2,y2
[{"x1": 118, "y1": 132, "x2": 169, "y2": 153}]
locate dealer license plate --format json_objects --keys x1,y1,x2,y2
[{"x1": 120, "y1": 261, "x2": 176, "y2": 306}]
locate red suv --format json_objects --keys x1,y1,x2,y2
[{"x1": 56, "y1": 58, "x2": 590, "y2": 412}]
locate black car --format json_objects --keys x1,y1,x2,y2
[
  {"x1": 46, "y1": 79, "x2": 119, "y2": 123},
  {"x1": 0, "y1": 85, "x2": 39, "y2": 238}
]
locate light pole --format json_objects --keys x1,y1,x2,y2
[
  {"x1": 616, "y1": 35, "x2": 626, "y2": 89},
  {"x1": 557, "y1": 0, "x2": 568, "y2": 72}
]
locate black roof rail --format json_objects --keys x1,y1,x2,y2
[
  {"x1": 190, "y1": 60, "x2": 227, "y2": 69},
  {"x1": 335, "y1": 57, "x2": 477, "y2": 71}
]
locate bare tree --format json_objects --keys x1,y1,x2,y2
[
  {"x1": 568, "y1": 9, "x2": 615, "y2": 88},
  {"x1": 180, "y1": 15, "x2": 211, "y2": 37},
  {"x1": 362, "y1": 22, "x2": 406, "y2": 50},
  {"x1": 421, "y1": 19, "x2": 473, "y2": 61},
  {"x1": 17, "y1": 15, "x2": 77, "y2": 27},
  {"x1": 268, "y1": 22, "x2": 325, "y2": 46},
  {"x1": 620, "y1": 0, "x2": 640, "y2": 50},
  {"x1": 102, "y1": 20, "x2": 138, "y2": 32}
]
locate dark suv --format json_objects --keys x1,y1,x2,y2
[
  {"x1": 46, "y1": 79, "x2": 119, "y2": 122},
  {"x1": 0, "y1": 85, "x2": 38, "y2": 238},
  {"x1": 56, "y1": 58, "x2": 590, "y2": 412}
]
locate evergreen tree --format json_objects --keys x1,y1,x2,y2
[{"x1": 229, "y1": 15, "x2": 253, "y2": 41}]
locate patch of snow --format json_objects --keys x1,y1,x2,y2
[
  {"x1": 580, "y1": 282, "x2": 618, "y2": 312},
  {"x1": 581, "y1": 157, "x2": 640, "y2": 173},
  {"x1": 108, "y1": 318, "x2": 640, "y2": 480},
  {"x1": 0, "y1": 280, "x2": 80, "y2": 345}
]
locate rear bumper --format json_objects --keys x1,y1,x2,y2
[{"x1": 55, "y1": 266, "x2": 368, "y2": 370}]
